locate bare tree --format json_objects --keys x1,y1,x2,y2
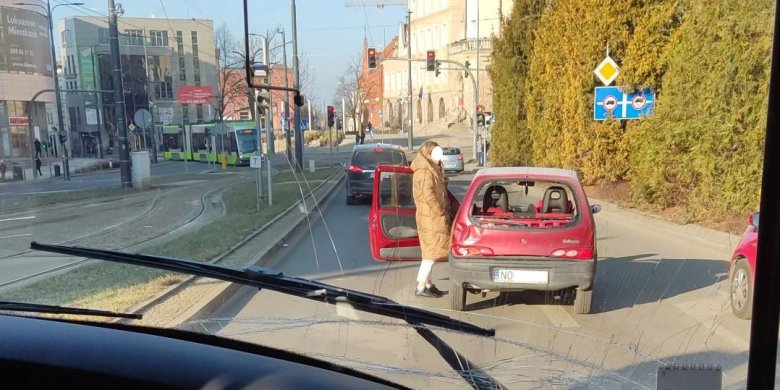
[
  {"x1": 334, "y1": 54, "x2": 374, "y2": 134},
  {"x1": 214, "y1": 23, "x2": 267, "y2": 121}
]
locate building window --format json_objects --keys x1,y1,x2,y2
[
  {"x1": 182, "y1": 104, "x2": 190, "y2": 124},
  {"x1": 124, "y1": 29, "x2": 143, "y2": 46},
  {"x1": 98, "y1": 28, "x2": 110, "y2": 45},
  {"x1": 196, "y1": 104, "x2": 203, "y2": 122},
  {"x1": 176, "y1": 31, "x2": 186, "y2": 82},
  {"x1": 149, "y1": 30, "x2": 169, "y2": 47},
  {"x1": 191, "y1": 31, "x2": 201, "y2": 86},
  {"x1": 155, "y1": 80, "x2": 173, "y2": 99}
]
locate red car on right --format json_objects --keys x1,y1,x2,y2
[{"x1": 729, "y1": 211, "x2": 759, "y2": 319}]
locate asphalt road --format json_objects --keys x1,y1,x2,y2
[{"x1": 203, "y1": 170, "x2": 754, "y2": 389}]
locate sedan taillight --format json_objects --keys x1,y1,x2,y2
[
  {"x1": 347, "y1": 164, "x2": 363, "y2": 173},
  {"x1": 458, "y1": 154, "x2": 464, "y2": 161}
]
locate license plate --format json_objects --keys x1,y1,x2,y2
[
  {"x1": 492, "y1": 269, "x2": 548, "y2": 284},
  {"x1": 369, "y1": 172, "x2": 375, "y2": 178}
]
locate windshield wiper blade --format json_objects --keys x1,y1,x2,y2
[
  {"x1": 30, "y1": 242, "x2": 495, "y2": 337},
  {"x1": 0, "y1": 300, "x2": 142, "y2": 319}
]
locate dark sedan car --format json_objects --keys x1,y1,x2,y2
[{"x1": 346, "y1": 144, "x2": 407, "y2": 205}]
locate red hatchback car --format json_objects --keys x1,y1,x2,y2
[
  {"x1": 729, "y1": 211, "x2": 759, "y2": 319},
  {"x1": 369, "y1": 166, "x2": 600, "y2": 314}
]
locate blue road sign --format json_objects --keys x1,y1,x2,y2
[{"x1": 594, "y1": 86, "x2": 655, "y2": 121}]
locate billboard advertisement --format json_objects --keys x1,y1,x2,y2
[
  {"x1": 0, "y1": 6, "x2": 53, "y2": 76},
  {"x1": 78, "y1": 46, "x2": 96, "y2": 103},
  {"x1": 177, "y1": 85, "x2": 213, "y2": 104}
]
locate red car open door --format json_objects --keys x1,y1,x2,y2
[{"x1": 369, "y1": 165, "x2": 459, "y2": 261}]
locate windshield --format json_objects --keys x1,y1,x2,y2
[
  {"x1": 353, "y1": 149, "x2": 407, "y2": 169},
  {"x1": 236, "y1": 131, "x2": 259, "y2": 154},
  {"x1": 1, "y1": 0, "x2": 775, "y2": 388}
]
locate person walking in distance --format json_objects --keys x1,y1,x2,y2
[
  {"x1": 35, "y1": 156, "x2": 43, "y2": 176},
  {"x1": 34, "y1": 138, "x2": 42, "y2": 158},
  {"x1": 359, "y1": 124, "x2": 366, "y2": 145},
  {"x1": 0, "y1": 159, "x2": 6, "y2": 181},
  {"x1": 411, "y1": 141, "x2": 450, "y2": 298}
]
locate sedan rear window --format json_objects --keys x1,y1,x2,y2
[
  {"x1": 352, "y1": 149, "x2": 406, "y2": 169},
  {"x1": 469, "y1": 180, "x2": 579, "y2": 229},
  {"x1": 443, "y1": 147, "x2": 461, "y2": 155}
]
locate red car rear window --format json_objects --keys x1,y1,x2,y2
[{"x1": 469, "y1": 180, "x2": 579, "y2": 229}]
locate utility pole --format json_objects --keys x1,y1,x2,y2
[
  {"x1": 406, "y1": 9, "x2": 413, "y2": 151},
  {"x1": 109, "y1": 0, "x2": 131, "y2": 188},
  {"x1": 279, "y1": 28, "x2": 292, "y2": 164},
  {"x1": 291, "y1": 0, "x2": 303, "y2": 171},
  {"x1": 142, "y1": 28, "x2": 157, "y2": 163},
  {"x1": 47, "y1": 0, "x2": 70, "y2": 180}
]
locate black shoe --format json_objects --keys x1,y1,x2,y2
[
  {"x1": 428, "y1": 284, "x2": 445, "y2": 296},
  {"x1": 415, "y1": 287, "x2": 443, "y2": 298}
]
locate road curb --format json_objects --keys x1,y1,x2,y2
[{"x1": 119, "y1": 168, "x2": 345, "y2": 325}]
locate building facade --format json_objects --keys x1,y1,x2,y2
[
  {"x1": 58, "y1": 16, "x2": 218, "y2": 157},
  {"x1": 382, "y1": 0, "x2": 512, "y2": 130},
  {"x1": 0, "y1": 0, "x2": 57, "y2": 160}
]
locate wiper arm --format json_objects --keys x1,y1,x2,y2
[
  {"x1": 0, "y1": 300, "x2": 142, "y2": 319},
  {"x1": 30, "y1": 242, "x2": 495, "y2": 337}
]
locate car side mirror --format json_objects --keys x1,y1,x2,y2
[
  {"x1": 590, "y1": 204, "x2": 602, "y2": 214},
  {"x1": 749, "y1": 212, "x2": 760, "y2": 230}
]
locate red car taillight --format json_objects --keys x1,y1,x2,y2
[
  {"x1": 458, "y1": 154, "x2": 464, "y2": 161},
  {"x1": 347, "y1": 164, "x2": 363, "y2": 173},
  {"x1": 453, "y1": 245, "x2": 494, "y2": 256},
  {"x1": 550, "y1": 248, "x2": 594, "y2": 259}
]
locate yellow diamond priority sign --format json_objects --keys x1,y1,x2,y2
[{"x1": 594, "y1": 55, "x2": 620, "y2": 86}]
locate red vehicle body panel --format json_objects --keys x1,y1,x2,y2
[
  {"x1": 731, "y1": 217, "x2": 758, "y2": 278},
  {"x1": 369, "y1": 165, "x2": 458, "y2": 261}
]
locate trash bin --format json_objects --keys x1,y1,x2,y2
[
  {"x1": 54, "y1": 164, "x2": 61, "y2": 177},
  {"x1": 12, "y1": 165, "x2": 24, "y2": 181}
]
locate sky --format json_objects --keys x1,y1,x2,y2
[{"x1": 51, "y1": 0, "x2": 406, "y2": 104}]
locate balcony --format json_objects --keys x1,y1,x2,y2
[{"x1": 448, "y1": 38, "x2": 492, "y2": 56}]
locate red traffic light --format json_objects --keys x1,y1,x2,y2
[
  {"x1": 476, "y1": 105, "x2": 484, "y2": 112},
  {"x1": 427, "y1": 51, "x2": 435, "y2": 59},
  {"x1": 327, "y1": 105, "x2": 334, "y2": 113},
  {"x1": 368, "y1": 48, "x2": 376, "y2": 56}
]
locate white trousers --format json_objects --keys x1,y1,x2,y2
[{"x1": 416, "y1": 259, "x2": 436, "y2": 286}]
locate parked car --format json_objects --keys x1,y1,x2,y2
[
  {"x1": 441, "y1": 146, "x2": 465, "y2": 173},
  {"x1": 729, "y1": 211, "x2": 759, "y2": 319},
  {"x1": 346, "y1": 144, "x2": 407, "y2": 205},
  {"x1": 368, "y1": 166, "x2": 600, "y2": 314}
]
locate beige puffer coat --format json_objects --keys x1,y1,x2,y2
[{"x1": 411, "y1": 152, "x2": 451, "y2": 261}]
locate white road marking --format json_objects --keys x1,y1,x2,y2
[
  {"x1": 540, "y1": 305, "x2": 581, "y2": 328},
  {"x1": 0, "y1": 216, "x2": 36, "y2": 223},
  {"x1": 0, "y1": 233, "x2": 33, "y2": 240}
]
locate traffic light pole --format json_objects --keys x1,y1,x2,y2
[
  {"x1": 109, "y1": 0, "x2": 131, "y2": 189},
  {"x1": 381, "y1": 57, "x2": 479, "y2": 160},
  {"x1": 406, "y1": 10, "x2": 413, "y2": 152},
  {"x1": 291, "y1": 0, "x2": 303, "y2": 171}
]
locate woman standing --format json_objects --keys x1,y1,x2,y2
[{"x1": 411, "y1": 141, "x2": 450, "y2": 298}]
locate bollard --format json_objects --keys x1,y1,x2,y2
[
  {"x1": 309, "y1": 159, "x2": 315, "y2": 173},
  {"x1": 221, "y1": 154, "x2": 228, "y2": 169}
]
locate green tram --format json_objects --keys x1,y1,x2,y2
[{"x1": 161, "y1": 121, "x2": 260, "y2": 166}]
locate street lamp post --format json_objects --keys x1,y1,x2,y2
[{"x1": 13, "y1": 1, "x2": 84, "y2": 181}]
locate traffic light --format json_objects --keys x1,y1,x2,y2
[
  {"x1": 435, "y1": 60, "x2": 441, "y2": 77},
  {"x1": 426, "y1": 50, "x2": 436, "y2": 72},
  {"x1": 59, "y1": 132, "x2": 67, "y2": 144},
  {"x1": 477, "y1": 113, "x2": 485, "y2": 127},
  {"x1": 327, "y1": 105, "x2": 335, "y2": 127},
  {"x1": 367, "y1": 47, "x2": 377, "y2": 70},
  {"x1": 464, "y1": 60, "x2": 471, "y2": 78},
  {"x1": 256, "y1": 93, "x2": 270, "y2": 110}
]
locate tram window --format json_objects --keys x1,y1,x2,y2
[
  {"x1": 192, "y1": 133, "x2": 207, "y2": 151},
  {"x1": 163, "y1": 134, "x2": 180, "y2": 150},
  {"x1": 229, "y1": 135, "x2": 238, "y2": 153}
]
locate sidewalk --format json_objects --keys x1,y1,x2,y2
[{"x1": 0, "y1": 157, "x2": 115, "y2": 183}]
